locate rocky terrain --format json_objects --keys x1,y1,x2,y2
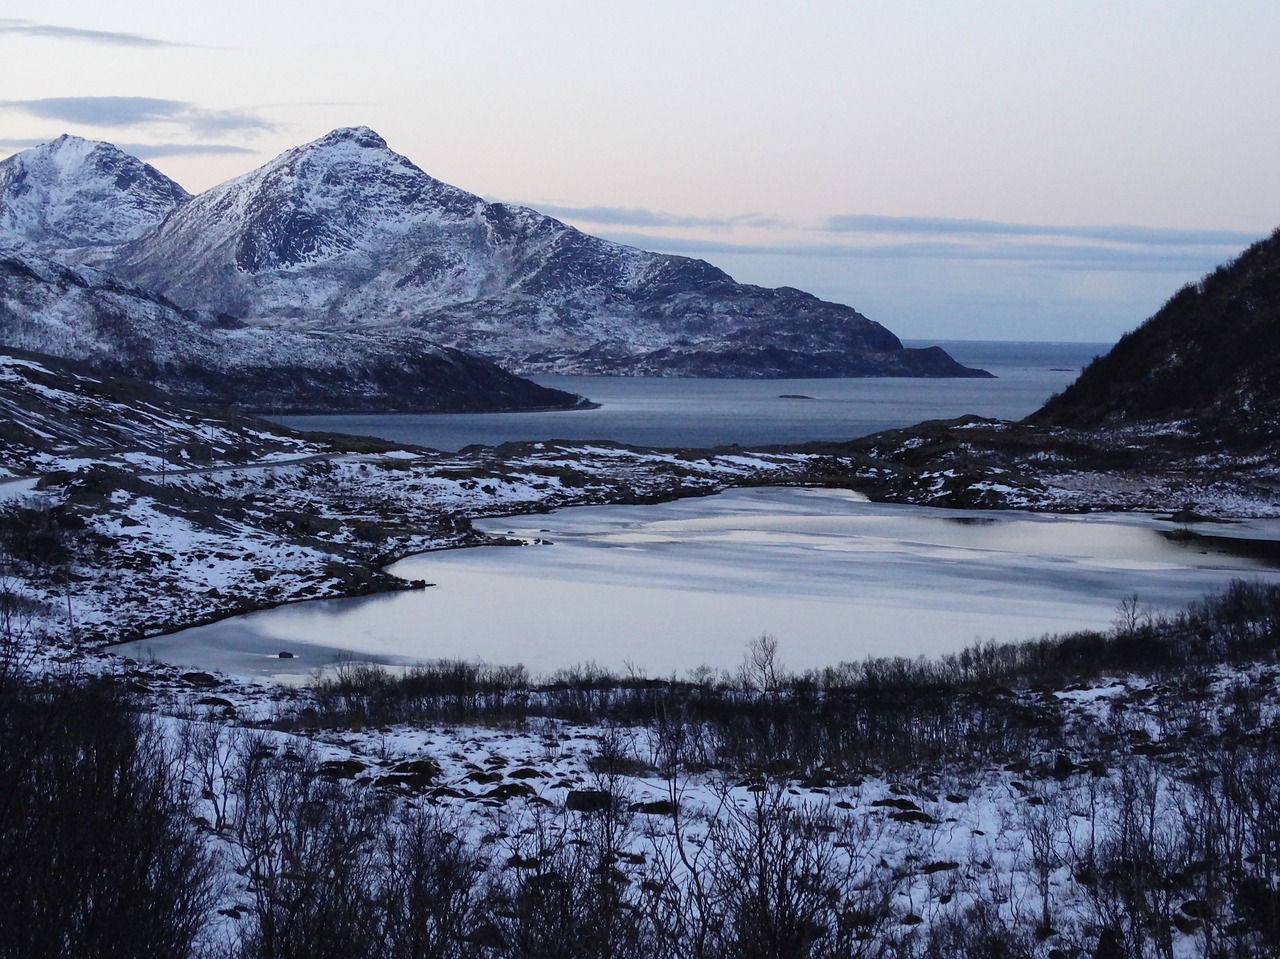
[{"x1": 791, "y1": 230, "x2": 1280, "y2": 520}]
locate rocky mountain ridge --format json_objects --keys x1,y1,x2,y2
[
  {"x1": 1, "y1": 129, "x2": 987, "y2": 386},
  {"x1": 0, "y1": 249, "x2": 587, "y2": 414}
]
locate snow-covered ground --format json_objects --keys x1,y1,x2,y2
[
  {"x1": 91, "y1": 640, "x2": 1280, "y2": 959},
  {"x1": 7, "y1": 348, "x2": 1280, "y2": 956}
]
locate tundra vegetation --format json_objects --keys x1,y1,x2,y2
[{"x1": 4, "y1": 578, "x2": 1280, "y2": 958}]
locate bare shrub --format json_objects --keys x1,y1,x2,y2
[{"x1": 0, "y1": 679, "x2": 219, "y2": 959}]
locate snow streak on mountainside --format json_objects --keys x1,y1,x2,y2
[
  {"x1": 0, "y1": 135, "x2": 190, "y2": 258},
  {"x1": 0, "y1": 347, "x2": 309, "y2": 477},
  {"x1": 110, "y1": 128, "x2": 987, "y2": 379},
  {"x1": 0, "y1": 251, "x2": 588, "y2": 414}
]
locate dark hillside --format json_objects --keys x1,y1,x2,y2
[{"x1": 1031, "y1": 228, "x2": 1280, "y2": 429}]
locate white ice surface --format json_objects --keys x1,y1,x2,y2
[{"x1": 121, "y1": 487, "x2": 1280, "y2": 680}]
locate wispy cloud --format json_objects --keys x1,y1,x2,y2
[
  {"x1": 529, "y1": 202, "x2": 1260, "y2": 271},
  {"x1": 0, "y1": 18, "x2": 184, "y2": 48},
  {"x1": 181, "y1": 108, "x2": 277, "y2": 137},
  {"x1": 519, "y1": 199, "x2": 1262, "y2": 279},
  {"x1": 119, "y1": 142, "x2": 260, "y2": 158},
  {"x1": 596, "y1": 231, "x2": 1259, "y2": 274},
  {"x1": 823, "y1": 214, "x2": 1258, "y2": 249},
  {"x1": 2, "y1": 96, "x2": 187, "y2": 126},
  {"x1": 533, "y1": 203, "x2": 778, "y2": 231},
  {"x1": 0, "y1": 137, "x2": 258, "y2": 158},
  {"x1": 0, "y1": 97, "x2": 277, "y2": 136}
]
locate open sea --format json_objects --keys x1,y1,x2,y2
[{"x1": 272, "y1": 341, "x2": 1109, "y2": 451}]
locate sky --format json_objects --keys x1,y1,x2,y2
[{"x1": 3, "y1": 1, "x2": 1278, "y2": 343}]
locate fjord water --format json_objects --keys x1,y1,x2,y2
[
  {"x1": 274, "y1": 341, "x2": 1107, "y2": 451},
  {"x1": 128, "y1": 339, "x2": 1280, "y2": 681},
  {"x1": 124, "y1": 488, "x2": 1280, "y2": 681}
]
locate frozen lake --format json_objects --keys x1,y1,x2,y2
[{"x1": 122, "y1": 488, "x2": 1280, "y2": 682}]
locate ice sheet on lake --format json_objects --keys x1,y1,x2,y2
[{"x1": 122, "y1": 488, "x2": 1280, "y2": 681}]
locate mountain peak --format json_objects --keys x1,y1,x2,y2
[
  {"x1": 123, "y1": 123, "x2": 482, "y2": 275},
  {"x1": 0, "y1": 134, "x2": 190, "y2": 253},
  {"x1": 46, "y1": 132, "x2": 97, "y2": 152},
  {"x1": 313, "y1": 126, "x2": 388, "y2": 150},
  {"x1": 7, "y1": 134, "x2": 118, "y2": 181}
]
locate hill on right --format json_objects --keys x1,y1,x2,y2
[{"x1": 1031, "y1": 228, "x2": 1280, "y2": 432}]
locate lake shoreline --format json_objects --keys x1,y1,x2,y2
[
  {"x1": 10, "y1": 332, "x2": 1275, "y2": 684},
  {"x1": 123, "y1": 485, "x2": 1280, "y2": 681}
]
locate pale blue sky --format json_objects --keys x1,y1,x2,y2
[{"x1": 3, "y1": 1, "x2": 1278, "y2": 341}]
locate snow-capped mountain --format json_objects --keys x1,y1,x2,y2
[
  {"x1": 0, "y1": 135, "x2": 589, "y2": 412},
  {"x1": 0, "y1": 250, "x2": 586, "y2": 414},
  {"x1": 0, "y1": 135, "x2": 190, "y2": 259},
  {"x1": 109, "y1": 127, "x2": 987, "y2": 378},
  {"x1": 0, "y1": 128, "x2": 986, "y2": 405}
]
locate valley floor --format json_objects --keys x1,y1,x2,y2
[{"x1": 6, "y1": 350, "x2": 1280, "y2": 957}]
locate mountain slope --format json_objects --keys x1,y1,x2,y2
[
  {"x1": 1032, "y1": 228, "x2": 1280, "y2": 430},
  {"x1": 0, "y1": 250, "x2": 587, "y2": 414},
  {"x1": 114, "y1": 127, "x2": 987, "y2": 379},
  {"x1": 0, "y1": 345, "x2": 311, "y2": 478},
  {"x1": 0, "y1": 135, "x2": 190, "y2": 258}
]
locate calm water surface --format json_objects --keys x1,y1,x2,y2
[
  {"x1": 274, "y1": 341, "x2": 1109, "y2": 451},
  {"x1": 123, "y1": 488, "x2": 1280, "y2": 682},
  {"x1": 128, "y1": 341, "x2": 1269, "y2": 682}
]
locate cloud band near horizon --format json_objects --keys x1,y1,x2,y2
[
  {"x1": 595, "y1": 230, "x2": 1262, "y2": 275},
  {"x1": 525, "y1": 202, "x2": 1263, "y2": 277},
  {"x1": 0, "y1": 97, "x2": 277, "y2": 137},
  {"x1": 0, "y1": 18, "x2": 182, "y2": 48},
  {"x1": 822, "y1": 214, "x2": 1261, "y2": 249},
  {"x1": 537, "y1": 203, "x2": 1260, "y2": 252}
]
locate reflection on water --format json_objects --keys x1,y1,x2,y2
[
  {"x1": 119, "y1": 488, "x2": 1280, "y2": 682},
  {"x1": 1156, "y1": 527, "x2": 1280, "y2": 566}
]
